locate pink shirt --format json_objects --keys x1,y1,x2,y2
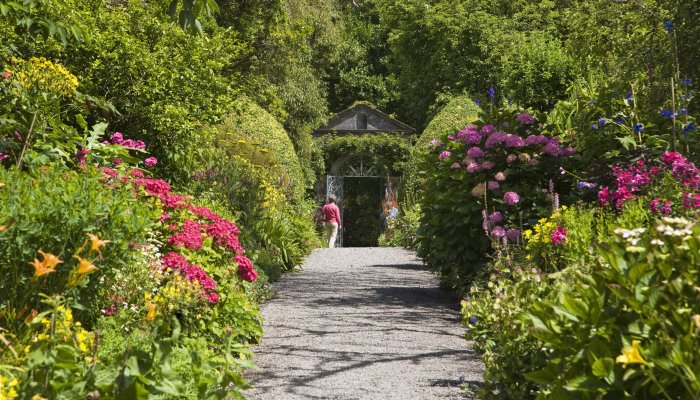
[{"x1": 321, "y1": 203, "x2": 342, "y2": 227}]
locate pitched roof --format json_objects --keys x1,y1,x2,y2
[{"x1": 313, "y1": 103, "x2": 415, "y2": 137}]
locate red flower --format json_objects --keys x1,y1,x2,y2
[{"x1": 234, "y1": 255, "x2": 258, "y2": 282}]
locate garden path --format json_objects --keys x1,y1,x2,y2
[{"x1": 246, "y1": 247, "x2": 483, "y2": 399}]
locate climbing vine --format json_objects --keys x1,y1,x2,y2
[{"x1": 317, "y1": 133, "x2": 412, "y2": 175}]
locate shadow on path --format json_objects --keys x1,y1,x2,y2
[{"x1": 246, "y1": 248, "x2": 483, "y2": 400}]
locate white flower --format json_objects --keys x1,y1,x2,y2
[{"x1": 651, "y1": 239, "x2": 665, "y2": 246}]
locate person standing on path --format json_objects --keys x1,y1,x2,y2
[{"x1": 321, "y1": 194, "x2": 342, "y2": 248}]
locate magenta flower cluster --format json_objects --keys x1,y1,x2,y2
[
  {"x1": 162, "y1": 252, "x2": 219, "y2": 303},
  {"x1": 598, "y1": 152, "x2": 700, "y2": 213},
  {"x1": 106, "y1": 132, "x2": 146, "y2": 150},
  {"x1": 550, "y1": 226, "x2": 567, "y2": 245},
  {"x1": 597, "y1": 160, "x2": 661, "y2": 208},
  {"x1": 100, "y1": 166, "x2": 259, "y2": 309}
]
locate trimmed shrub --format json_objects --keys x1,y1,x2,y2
[
  {"x1": 403, "y1": 96, "x2": 480, "y2": 202},
  {"x1": 214, "y1": 97, "x2": 307, "y2": 204}
]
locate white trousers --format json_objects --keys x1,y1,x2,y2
[{"x1": 325, "y1": 222, "x2": 338, "y2": 248}]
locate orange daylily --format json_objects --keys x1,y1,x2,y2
[
  {"x1": 0, "y1": 218, "x2": 16, "y2": 232},
  {"x1": 74, "y1": 256, "x2": 98, "y2": 275},
  {"x1": 29, "y1": 250, "x2": 63, "y2": 278},
  {"x1": 86, "y1": 233, "x2": 110, "y2": 258}
]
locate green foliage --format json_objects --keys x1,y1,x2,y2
[
  {"x1": 525, "y1": 217, "x2": 700, "y2": 398},
  {"x1": 0, "y1": 166, "x2": 158, "y2": 329},
  {"x1": 378, "y1": 203, "x2": 421, "y2": 248},
  {"x1": 0, "y1": 0, "x2": 85, "y2": 46},
  {"x1": 403, "y1": 95, "x2": 480, "y2": 201},
  {"x1": 317, "y1": 132, "x2": 411, "y2": 176},
  {"x1": 416, "y1": 105, "x2": 574, "y2": 288},
  {"x1": 214, "y1": 97, "x2": 308, "y2": 202}
]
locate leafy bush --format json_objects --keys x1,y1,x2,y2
[
  {"x1": 416, "y1": 106, "x2": 575, "y2": 288},
  {"x1": 214, "y1": 97, "x2": 308, "y2": 202},
  {"x1": 0, "y1": 166, "x2": 158, "y2": 328},
  {"x1": 462, "y1": 152, "x2": 700, "y2": 399},
  {"x1": 525, "y1": 216, "x2": 700, "y2": 398},
  {"x1": 403, "y1": 96, "x2": 480, "y2": 202},
  {"x1": 378, "y1": 203, "x2": 421, "y2": 248},
  {"x1": 317, "y1": 132, "x2": 412, "y2": 177}
]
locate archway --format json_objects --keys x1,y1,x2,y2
[{"x1": 327, "y1": 154, "x2": 384, "y2": 247}]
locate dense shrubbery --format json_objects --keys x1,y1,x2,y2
[
  {"x1": 460, "y1": 145, "x2": 700, "y2": 398},
  {"x1": 416, "y1": 105, "x2": 575, "y2": 288},
  {"x1": 403, "y1": 95, "x2": 481, "y2": 201}
]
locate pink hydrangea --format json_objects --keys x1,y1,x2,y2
[
  {"x1": 495, "y1": 172, "x2": 506, "y2": 182},
  {"x1": 503, "y1": 191, "x2": 520, "y2": 206},
  {"x1": 480, "y1": 124, "x2": 496, "y2": 136},
  {"x1": 235, "y1": 255, "x2": 258, "y2": 282},
  {"x1": 168, "y1": 220, "x2": 203, "y2": 250},
  {"x1": 144, "y1": 157, "x2": 158, "y2": 167},
  {"x1": 466, "y1": 147, "x2": 484, "y2": 159},
  {"x1": 489, "y1": 211, "x2": 503, "y2": 224},
  {"x1": 487, "y1": 181, "x2": 500, "y2": 190},
  {"x1": 480, "y1": 161, "x2": 495, "y2": 170},
  {"x1": 516, "y1": 113, "x2": 534, "y2": 124},
  {"x1": 439, "y1": 151, "x2": 452, "y2": 161},
  {"x1": 504, "y1": 134, "x2": 525, "y2": 148},
  {"x1": 491, "y1": 226, "x2": 506, "y2": 238},
  {"x1": 485, "y1": 132, "x2": 507, "y2": 148},
  {"x1": 524, "y1": 135, "x2": 548, "y2": 145},
  {"x1": 466, "y1": 162, "x2": 481, "y2": 173}
]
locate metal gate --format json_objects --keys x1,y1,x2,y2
[{"x1": 326, "y1": 175, "x2": 344, "y2": 247}]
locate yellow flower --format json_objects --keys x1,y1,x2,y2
[
  {"x1": 146, "y1": 302, "x2": 157, "y2": 321},
  {"x1": 86, "y1": 233, "x2": 110, "y2": 259},
  {"x1": 29, "y1": 250, "x2": 62, "y2": 278},
  {"x1": 616, "y1": 340, "x2": 648, "y2": 366},
  {"x1": 74, "y1": 256, "x2": 98, "y2": 275},
  {"x1": 31, "y1": 395, "x2": 47, "y2": 400}
]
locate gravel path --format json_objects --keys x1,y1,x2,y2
[{"x1": 245, "y1": 247, "x2": 483, "y2": 399}]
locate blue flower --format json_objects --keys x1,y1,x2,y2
[
  {"x1": 598, "y1": 117, "x2": 607, "y2": 126},
  {"x1": 469, "y1": 316, "x2": 478, "y2": 324},
  {"x1": 488, "y1": 87, "x2": 495, "y2": 99},
  {"x1": 625, "y1": 92, "x2": 633, "y2": 100},
  {"x1": 683, "y1": 78, "x2": 692, "y2": 87},
  {"x1": 591, "y1": 124, "x2": 598, "y2": 130},
  {"x1": 684, "y1": 123, "x2": 697, "y2": 134},
  {"x1": 660, "y1": 109, "x2": 673, "y2": 118},
  {"x1": 681, "y1": 108, "x2": 688, "y2": 114},
  {"x1": 614, "y1": 116, "x2": 625, "y2": 124},
  {"x1": 589, "y1": 99, "x2": 596, "y2": 105},
  {"x1": 507, "y1": 98, "x2": 512, "y2": 105},
  {"x1": 634, "y1": 124, "x2": 644, "y2": 133},
  {"x1": 475, "y1": 100, "x2": 481, "y2": 107},
  {"x1": 664, "y1": 21, "x2": 674, "y2": 32},
  {"x1": 577, "y1": 182, "x2": 596, "y2": 189}
]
